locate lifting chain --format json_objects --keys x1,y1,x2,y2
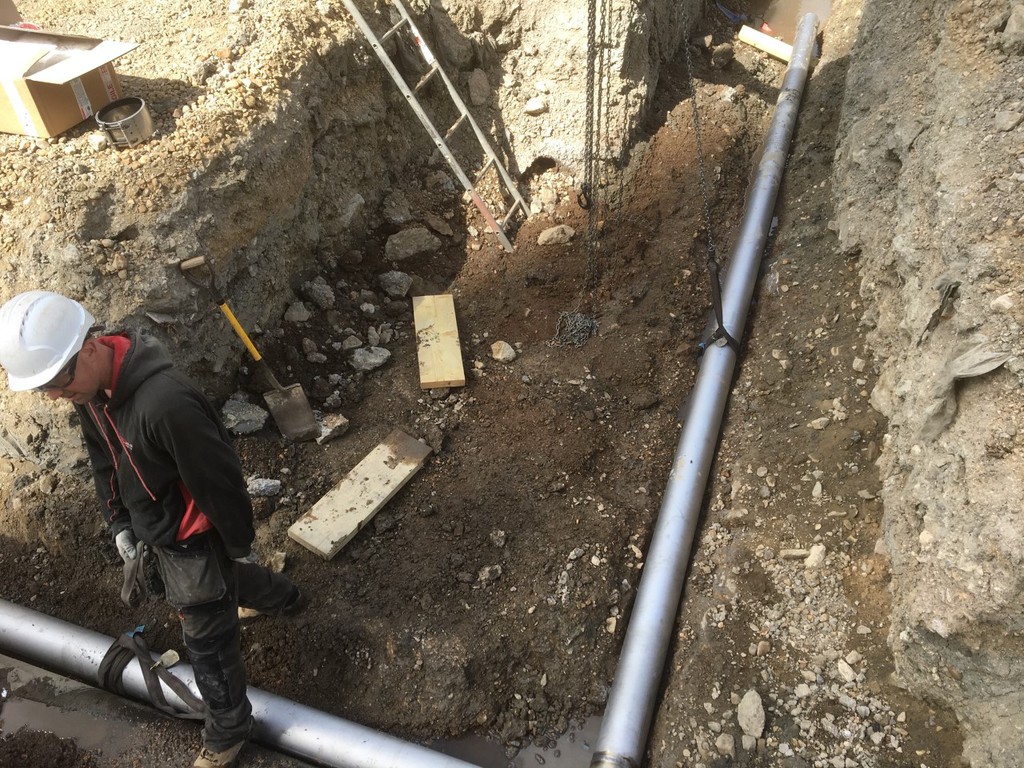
[
  {"x1": 552, "y1": 0, "x2": 603, "y2": 348},
  {"x1": 683, "y1": 32, "x2": 716, "y2": 265},
  {"x1": 683, "y1": 27, "x2": 740, "y2": 355}
]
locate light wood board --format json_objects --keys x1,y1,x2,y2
[
  {"x1": 413, "y1": 294, "x2": 465, "y2": 389},
  {"x1": 287, "y1": 429, "x2": 431, "y2": 559},
  {"x1": 737, "y1": 25, "x2": 793, "y2": 63}
]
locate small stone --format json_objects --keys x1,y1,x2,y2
[
  {"x1": 468, "y1": 69, "x2": 491, "y2": 106},
  {"x1": 780, "y1": 548, "x2": 810, "y2": 560},
  {"x1": 379, "y1": 270, "x2": 413, "y2": 298},
  {"x1": 247, "y1": 477, "x2": 282, "y2": 496},
  {"x1": 805, "y1": 543, "x2": 826, "y2": 568},
  {"x1": 537, "y1": 225, "x2": 575, "y2": 245},
  {"x1": 491, "y1": 341, "x2": 517, "y2": 362},
  {"x1": 524, "y1": 96, "x2": 548, "y2": 115},
  {"x1": 478, "y1": 564, "x2": 502, "y2": 583},
  {"x1": 991, "y1": 293, "x2": 1015, "y2": 312},
  {"x1": 315, "y1": 412, "x2": 351, "y2": 445},
  {"x1": 737, "y1": 689, "x2": 765, "y2": 737},
  {"x1": 837, "y1": 659, "x2": 857, "y2": 683},
  {"x1": 87, "y1": 132, "x2": 109, "y2": 152},
  {"x1": 385, "y1": 227, "x2": 440, "y2": 261},
  {"x1": 994, "y1": 111, "x2": 1023, "y2": 132},
  {"x1": 284, "y1": 302, "x2": 312, "y2": 323},
  {"x1": 715, "y1": 733, "x2": 735, "y2": 759},
  {"x1": 221, "y1": 398, "x2": 269, "y2": 434},
  {"x1": 349, "y1": 347, "x2": 391, "y2": 371}
]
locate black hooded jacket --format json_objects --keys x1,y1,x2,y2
[{"x1": 76, "y1": 330, "x2": 255, "y2": 559}]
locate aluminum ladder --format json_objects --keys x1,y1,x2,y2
[{"x1": 340, "y1": 0, "x2": 527, "y2": 252}]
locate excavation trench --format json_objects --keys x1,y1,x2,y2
[
  {"x1": 5, "y1": 0, "x2": 984, "y2": 766},
  {"x1": 0, "y1": 7, "x2": 822, "y2": 765},
  {"x1": 2, "y1": 17, "x2": 822, "y2": 768}
]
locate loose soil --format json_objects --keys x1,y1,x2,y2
[{"x1": 0, "y1": 1, "x2": 978, "y2": 767}]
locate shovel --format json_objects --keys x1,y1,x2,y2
[{"x1": 180, "y1": 256, "x2": 320, "y2": 443}]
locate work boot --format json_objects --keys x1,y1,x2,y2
[
  {"x1": 282, "y1": 587, "x2": 308, "y2": 616},
  {"x1": 238, "y1": 588, "x2": 307, "y2": 622},
  {"x1": 193, "y1": 740, "x2": 246, "y2": 768}
]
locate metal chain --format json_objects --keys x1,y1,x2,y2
[
  {"x1": 682, "y1": 33, "x2": 717, "y2": 263},
  {"x1": 580, "y1": 0, "x2": 597, "y2": 211},
  {"x1": 683, "y1": 29, "x2": 740, "y2": 354},
  {"x1": 552, "y1": 0, "x2": 602, "y2": 348}
]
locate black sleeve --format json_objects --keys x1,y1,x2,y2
[
  {"x1": 147, "y1": 385, "x2": 255, "y2": 559},
  {"x1": 76, "y1": 403, "x2": 132, "y2": 538}
]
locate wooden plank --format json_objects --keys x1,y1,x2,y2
[
  {"x1": 413, "y1": 294, "x2": 466, "y2": 389},
  {"x1": 287, "y1": 429, "x2": 431, "y2": 559},
  {"x1": 737, "y1": 25, "x2": 793, "y2": 63}
]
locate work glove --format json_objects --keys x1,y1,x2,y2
[
  {"x1": 232, "y1": 551, "x2": 259, "y2": 565},
  {"x1": 115, "y1": 529, "x2": 138, "y2": 563}
]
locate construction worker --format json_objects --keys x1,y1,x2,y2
[{"x1": 0, "y1": 290, "x2": 305, "y2": 768}]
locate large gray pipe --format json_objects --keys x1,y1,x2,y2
[
  {"x1": 0, "y1": 598, "x2": 479, "y2": 768},
  {"x1": 591, "y1": 13, "x2": 819, "y2": 768}
]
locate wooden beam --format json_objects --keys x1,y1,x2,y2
[
  {"x1": 287, "y1": 429, "x2": 432, "y2": 559},
  {"x1": 413, "y1": 294, "x2": 466, "y2": 389},
  {"x1": 738, "y1": 25, "x2": 793, "y2": 63}
]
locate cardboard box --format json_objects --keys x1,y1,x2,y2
[
  {"x1": 0, "y1": 26, "x2": 137, "y2": 138},
  {"x1": 0, "y1": 0, "x2": 22, "y2": 25}
]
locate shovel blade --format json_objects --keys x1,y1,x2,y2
[{"x1": 263, "y1": 384, "x2": 320, "y2": 442}]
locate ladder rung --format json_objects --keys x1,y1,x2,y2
[
  {"x1": 501, "y1": 198, "x2": 524, "y2": 228},
  {"x1": 380, "y1": 17, "x2": 409, "y2": 43},
  {"x1": 444, "y1": 114, "x2": 467, "y2": 141},
  {"x1": 414, "y1": 64, "x2": 440, "y2": 92},
  {"x1": 474, "y1": 157, "x2": 495, "y2": 184}
]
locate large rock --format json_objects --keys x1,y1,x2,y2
[
  {"x1": 1002, "y1": 4, "x2": 1024, "y2": 55},
  {"x1": 468, "y1": 69, "x2": 491, "y2": 106}
]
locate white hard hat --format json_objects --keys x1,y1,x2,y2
[{"x1": 0, "y1": 291, "x2": 95, "y2": 391}]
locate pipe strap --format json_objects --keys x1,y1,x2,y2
[{"x1": 99, "y1": 631, "x2": 207, "y2": 720}]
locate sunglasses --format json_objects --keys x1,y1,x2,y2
[{"x1": 35, "y1": 352, "x2": 80, "y2": 393}]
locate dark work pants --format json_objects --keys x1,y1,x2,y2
[{"x1": 154, "y1": 533, "x2": 297, "y2": 752}]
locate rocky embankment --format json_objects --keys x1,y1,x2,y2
[{"x1": 832, "y1": 0, "x2": 1024, "y2": 764}]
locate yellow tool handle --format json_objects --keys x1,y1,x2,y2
[{"x1": 217, "y1": 303, "x2": 263, "y2": 363}]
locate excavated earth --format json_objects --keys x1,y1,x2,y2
[{"x1": 2, "y1": 0, "x2": 1024, "y2": 767}]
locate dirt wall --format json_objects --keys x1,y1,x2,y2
[
  {"x1": 0, "y1": 0, "x2": 699, "y2": 473},
  {"x1": 831, "y1": 0, "x2": 1024, "y2": 763}
]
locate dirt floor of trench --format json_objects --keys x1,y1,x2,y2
[{"x1": 0, "y1": 4, "x2": 969, "y2": 767}]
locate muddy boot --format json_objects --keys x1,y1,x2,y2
[
  {"x1": 193, "y1": 741, "x2": 246, "y2": 768},
  {"x1": 282, "y1": 587, "x2": 308, "y2": 616},
  {"x1": 239, "y1": 587, "x2": 307, "y2": 622}
]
